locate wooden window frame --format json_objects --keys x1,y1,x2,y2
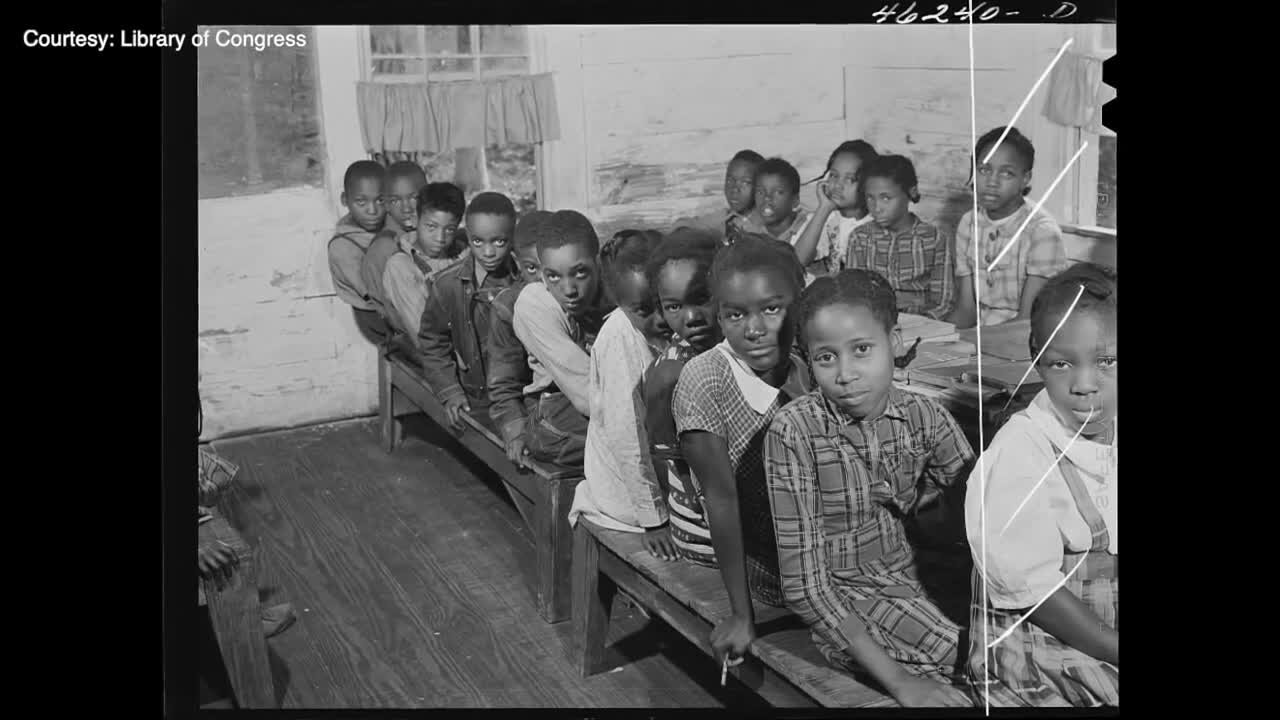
[
  {"x1": 361, "y1": 25, "x2": 532, "y2": 83},
  {"x1": 357, "y1": 25, "x2": 547, "y2": 207},
  {"x1": 1062, "y1": 25, "x2": 1116, "y2": 237}
]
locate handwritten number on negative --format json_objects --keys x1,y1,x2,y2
[
  {"x1": 871, "y1": 0, "x2": 1068, "y2": 23},
  {"x1": 872, "y1": 3, "x2": 899, "y2": 22},
  {"x1": 922, "y1": 4, "x2": 950, "y2": 22}
]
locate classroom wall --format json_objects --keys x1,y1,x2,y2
[
  {"x1": 198, "y1": 28, "x2": 377, "y2": 441},
  {"x1": 538, "y1": 23, "x2": 1110, "y2": 244},
  {"x1": 198, "y1": 187, "x2": 378, "y2": 440}
]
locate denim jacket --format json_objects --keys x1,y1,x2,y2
[
  {"x1": 416, "y1": 253, "x2": 520, "y2": 405},
  {"x1": 486, "y1": 282, "x2": 533, "y2": 443}
]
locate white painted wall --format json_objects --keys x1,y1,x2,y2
[
  {"x1": 538, "y1": 23, "x2": 1110, "y2": 244},
  {"x1": 198, "y1": 187, "x2": 378, "y2": 440},
  {"x1": 198, "y1": 26, "x2": 375, "y2": 440}
]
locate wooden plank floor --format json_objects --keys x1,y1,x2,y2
[{"x1": 211, "y1": 416, "x2": 773, "y2": 709}]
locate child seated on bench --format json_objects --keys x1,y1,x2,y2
[
  {"x1": 487, "y1": 210, "x2": 553, "y2": 466},
  {"x1": 763, "y1": 269, "x2": 976, "y2": 707},
  {"x1": 382, "y1": 182, "x2": 468, "y2": 346},
  {"x1": 793, "y1": 140, "x2": 879, "y2": 278},
  {"x1": 417, "y1": 192, "x2": 520, "y2": 432},
  {"x1": 672, "y1": 234, "x2": 811, "y2": 665},
  {"x1": 642, "y1": 228, "x2": 722, "y2": 566},
  {"x1": 328, "y1": 160, "x2": 389, "y2": 343},
  {"x1": 361, "y1": 163, "x2": 431, "y2": 338},
  {"x1": 674, "y1": 150, "x2": 765, "y2": 243},
  {"x1": 964, "y1": 263, "x2": 1118, "y2": 708},
  {"x1": 952, "y1": 126, "x2": 1070, "y2": 328},
  {"x1": 512, "y1": 210, "x2": 614, "y2": 470},
  {"x1": 383, "y1": 160, "x2": 427, "y2": 234},
  {"x1": 741, "y1": 158, "x2": 813, "y2": 267},
  {"x1": 835, "y1": 155, "x2": 956, "y2": 320},
  {"x1": 571, "y1": 230, "x2": 673, "y2": 555}
]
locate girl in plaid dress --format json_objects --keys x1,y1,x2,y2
[
  {"x1": 965, "y1": 263, "x2": 1118, "y2": 707},
  {"x1": 671, "y1": 234, "x2": 812, "y2": 671},
  {"x1": 764, "y1": 269, "x2": 975, "y2": 707},
  {"x1": 641, "y1": 229, "x2": 723, "y2": 567}
]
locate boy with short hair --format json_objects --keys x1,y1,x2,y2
[
  {"x1": 486, "y1": 210, "x2": 553, "y2": 466},
  {"x1": 675, "y1": 149, "x2": 765, "y2": 243},
  {"x1": 381, "y1": 182, "x2": 467, "y2": 344},
  {"x1": 361, "y1": 162, "x2": 430, "y2": 332},
  {"x1": 328, "y1": 160, "x2": 389, "y2": 341},
  {"x1": 743, "y1": 157, "x2": 813, "y2": 251},
  {"x1": 511, "y1": 210, "x2": 613, "y2": 469},
  {"x1": 383, "y1": 161, "x2": 428, "y2": 234},
  {"x1": 417, "y1": 192, "x2": 521, "y2": 432}
]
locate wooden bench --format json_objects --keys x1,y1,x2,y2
[
  {"x1": 198, "y1": 512, "x2": 277, "y2": 709},
  {"x1": 378, "y1": 344, "x2": 583, "y2": 624},
  {"x1": 572, "y1": 519, "x2": 898, "y2": 708}
]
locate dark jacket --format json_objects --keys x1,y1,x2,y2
[
  {"x1": 417, "y1": 253, "x2": 520, "y2": 405},
  {"x1": 486, "y1": 282, "x2": 533, "y2": 443}
]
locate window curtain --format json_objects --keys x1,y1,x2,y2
[
  {"x1": 1042, "y1": 51, "x2": 1115, "y2": 135},
  {"x1": 357, "y1": 73, "x2": 560, "y2": 156}
]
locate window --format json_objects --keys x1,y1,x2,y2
[
  {"x1": 1069, "y1": 25, "x2": 1116, "y2": 231},
  {"x1": 197, "y1": 26, "x2": 324, "y2": 199},
  {"x1": 1096, "y1": 135, "x2": 1116, "y2": 230},
  {"x1": 362, "y1": 25, "x2": 538, "y2": 212},
  {"x1": 367, "y1": 25, "x2": 530, "y2": 81}
]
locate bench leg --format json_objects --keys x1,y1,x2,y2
[
  {"x1": 203, "y1": 550, "x2": 276, "y2": 708},
  {"x1": 378, "y1": 353, "x2": 404, "y2": 453},
  {"x1": 534, "y1": 476, "x2": 577, "y2": 624},
  {"x1": 572, "y1": 522, "x2": 617, "y2": 677}
]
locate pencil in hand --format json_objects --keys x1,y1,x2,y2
[{"x1": 720, "y1": 654, "x2": 744, "y2": 687}]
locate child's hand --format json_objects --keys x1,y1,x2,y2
[
  {"x1": 642, "y1": 525, "x2": 678, "y2": 561},
  {"x1": 198, "y1": 524, "x2": 239, "y2": 589},
  {"x1": 889, "y1": 675, "x2": 972, "y2": 708},
  {"x1": 443, "y1": 397, "x2": 471, "y2": 432},
  {"x1": 505, "y1": 436, "x2": 529, "y2": 467},
  {"x1": 710, "y1": 612, "x2": 756, "y2": 668},
  {"x1": 816, "y1": 175, "x2": 838, "y2": 211}
]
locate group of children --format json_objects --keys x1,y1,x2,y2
[{"x1": 324, "y1": 126, "x2": 1117, "y2": 708}]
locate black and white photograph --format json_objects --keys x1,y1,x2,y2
[{"x1": 189, "y1": 10, "x2": 1116, "y2": 712}]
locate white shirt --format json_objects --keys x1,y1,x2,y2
[
  {"x1": 821, "y1": 211, "x2": 874, "y2": 268},
  {"x1": 965, "y1": 390, "x2": 1118, "y2": 609},
  {"x1": 513, "y1": 282, "x2": 592, "y2": 415},
  {"x1": 570, "y1": 310, "x2": 666, "y2": 532}
]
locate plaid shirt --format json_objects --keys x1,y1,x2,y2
[
  {"x1": 763, "y1": 388, "x2": 975, "y2": 655},
  {"x1": 954, "y1": 204, "x2": 1069, "y2": 326},
  {"x1": 837, "y1": 214, "x2": 957, "y2": 321}
]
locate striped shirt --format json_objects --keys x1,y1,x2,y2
[
  {"x1": 836, "y1": 213, "x2": 957, "y2": 321},
  {"x1": 645, "y1": 342, "x2": 712, "y2": 563},
  {"x1": 954, "y1": 203, "x2": 1070, "y2": 326},
  {"x1": 763, "y1": 388, "x2": 975, "y2": 656}
]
